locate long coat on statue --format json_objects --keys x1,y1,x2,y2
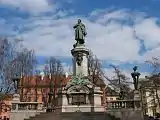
[{"x1": 73, "y1": 23, "x2": 87, "y2": 43}]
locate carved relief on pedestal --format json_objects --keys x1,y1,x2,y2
[{"x1": 75, "y1": 52, "x2": 83, "y2": 66}]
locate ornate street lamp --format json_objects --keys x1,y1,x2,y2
[
  {"x1": 131, "y1": 66, "x2": 141, "y2": 109},
  {"x1": 47, "y1": 80, "x2": 54, "y2": 112},
  {"x1": 47, "y1": 92, "x2": 54, "y2": 112},
  {"x1": 131, "y1": 66, "x2": 141, "y2": 90},
  {"x1": 12, "y1": 74, "x2": 20, "y2": 94}
]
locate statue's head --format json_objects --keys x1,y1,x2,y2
[{"x1": 78, "y1": 19, "x2": 81, "y2": 23}]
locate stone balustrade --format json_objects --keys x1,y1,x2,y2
[
  {"x1": 10, "y1": 102, "x2": 45, "y2": 120},
  {"x1": 105, "y1": 100, "x2": 141, "y2": 109},
  {"x1": 105, "y1": 100, "x2": 143, "y2": 120},
  {"x1": 11, "y1": 102, "x2": 44, "y2": 112}
]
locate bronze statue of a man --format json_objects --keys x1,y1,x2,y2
[{"x1": 73, "y1": 19, "x2": 87, "y2": 47}]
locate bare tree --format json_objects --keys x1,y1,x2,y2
[
  {"x1": 12, "y1": 48, "x2": 37, "y2": 101},
  {"x1": 0, "y1": 37, "x2": 37, "y2": 103},
  {"x1": 88, "y1": 51, "x2": 104, "y2": 85},
  {"x1": 104, "y1": 64, "x2": 132, "y2": 99},
  {"x1": 12, "y1": 48, "x2": 37, "y2": 76},
  {"x1": 44, "y1": 57, "x2": 64, "y2": 106},
  {"x1": 0, "y1": 38, "x2": 15, "y2": 96},
  {"x1": 146, "y1": 57, "x2": 160, "y2": 74}
]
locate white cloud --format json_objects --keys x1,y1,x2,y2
[
  {"x1": 95, "y1": 9, "x2": 130, "y2": 23},
  {"x1": 1, "y1": 8, "x2": 160, "y2": 64},
  {"x1": 0, "y1": 0, "x2": 55, "y2": 14},
  {"x1": 135, "y1": 18, "x2": 160, "y2": 49},
  {"x1": 139, "y1": 46, "x2": 160, "y2": 61},
  {"x1": 87, "y1": 22, "x2": 140, "y2": 61}
]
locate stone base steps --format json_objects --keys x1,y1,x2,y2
[
  {"x1": 24, "y1": 112, "x2": 120, "y2": 120},
  {"x1": 10, "y1": 111, "x2": 44, "y2": 120}
]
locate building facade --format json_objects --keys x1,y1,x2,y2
[
  {"x1": 139, "y1": 77, "x2": 160, "y2": 116},
  {"x1": 0, "y1": 94, "x2": 12, "y2": 119},
  {"x1": 19, "y1": 75, "x2": 71, "y2": 106}
]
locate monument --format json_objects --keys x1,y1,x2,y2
[{"x1": 57, "y1": 19, "x2": 104, "y2": 112}]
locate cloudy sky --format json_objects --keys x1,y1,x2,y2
[{"x1": 0, "y1": 0, "x2": 160, "y2": 80}]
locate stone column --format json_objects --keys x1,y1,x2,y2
[
  {"x1": 94, "y1": 87, "x2": 103, "y2": 106},
  {"x1": 71, "y1": 45, "x2": 89, "y2": 76},
  {"x1": 62, "y1": 94, "x2": 68, "y2": 106}
]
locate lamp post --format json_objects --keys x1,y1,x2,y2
[
  {"x1": 131, "y1": 66, "x2": 141, "y2": 109},
  {"x1": 47, "y1": 79, "x2": 54, "y2": 112},
  {"x1": 47, "y1": 92, "x2": 54, "y2": 112},
  {"x1": 131, "y1": 66, "x2": 141, "y2": 91},
  {"x1": 12, "y1": 74, "x2": 20, "y2": 94},
  {"x1": 12, "y1": 74, "x2": 21, "y2": 104}
]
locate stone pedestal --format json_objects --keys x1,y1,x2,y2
[
  {"x1": 71, "y1": 45, "x2": 89, "y2": 76},
  {"x1": 134, "y1": 90, "x2": 141, "y2": 110},
  {"x1": 134, "y1": 90, "x2": 140, "y2": 100},
  {"x1": 57, "y1": 45, "x2": 104, "y2": 112},
  {"x1": 57, "y1": 86, "x2": 104, "y2": 112},
  {"x1": 12, "y1": 94, "x2": 20, "y2": 102},
  {"x1": 93, "y1": 87, "x2": 102, "y2": 106},
  {"x1": 93, "y1": 87, "x2": 105, "y2": 112}
]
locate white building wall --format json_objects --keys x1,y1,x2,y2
[{"x1": 144, "y1": 90, "x2": 160, "y2": 116}]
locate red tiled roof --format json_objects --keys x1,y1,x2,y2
[
  {"x1": 20, "y1": 75, "x2": 105, "y2": 87},
  {"x1": 20, "y1": 75, "x2": 72, "y2": 87}
]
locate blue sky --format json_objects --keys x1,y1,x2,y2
[{"x1": 0, "y1": 0, "x2": 160, "y2": 79}]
